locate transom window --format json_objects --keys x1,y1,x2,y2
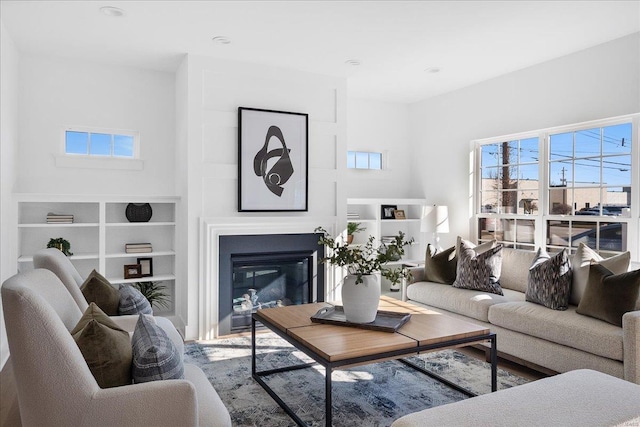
[
  {"x1": 475, "y1": 115, "x2": 637, "y2": 257},
  {"x1": 65, "y1": 128, "x2": 138, "y2": 158},
  {"x1": 347, "y1": 151, "x2": 382, "y2": 170}
]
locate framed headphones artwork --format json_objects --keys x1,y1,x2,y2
[{"x1": 238, "y1": 107, "x2": 309, "y2": 212}]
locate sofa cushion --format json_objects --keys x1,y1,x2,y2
[
  {"x1": 118, "y1": 284, "x2": 153, "y2": 315},
  {"x1": 576, "y1": 264, "x2": 640, "y2": 327},
  {"x1": 571, "y1": 243, "x2": 630, "y2": 306},
  {"x1": 132, "y1": 314, "x2": 184, "y2": 383},
  {"x1": 423, "y1": 244, "x2": 457, "y2": 284},
  {"x1": 407, "y1": 281, "x2": 524, "y2": 322},
  {"x1": 80, "y1": 269, "x2": 119, "y2": 316},
  {"x1": 526, "y1": 248, "x2": 572, "y2": 310},
  {"x1": 499, "y1": 248, "x2": 536, "y2": 293},
  {"x1": 452, "y1": 240, "x2": 503, "y2": 296},
  {"x1": 71, "y1": 302, "x2": 132, "y2": 388},
  {"x1": 488, "y1": 301, "x2": 623, "y2": 361}
]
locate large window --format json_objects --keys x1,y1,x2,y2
[{"x1": 475, "y1": 115, "x2": 637, "y2": 256}]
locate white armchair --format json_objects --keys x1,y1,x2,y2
[
  {"x1": 33, "y1": 248, "x2": 184, "y2": 357},
  {"x1": 2, "y1": 269, "x2": 231, "y2": 427}
]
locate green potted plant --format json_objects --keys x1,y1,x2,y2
[
  {"x1": 47, "y1": 237, "x2": 73, "y2": 256},
  {"x1": 315, "y1": 227, "x2": 413, "y2": 323},
  {"x1": 346, "y1": 222, "x2": 366, "y2": 244},
  {"x1": 133, "y1": 281, "x2": 170, "y2": 309}
]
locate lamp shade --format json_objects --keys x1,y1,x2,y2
[{"x1": 421, "y1": 205, "x2": 450, "y2": 233}]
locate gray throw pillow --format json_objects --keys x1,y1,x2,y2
[
  {"x1": 571, "y1": 243, "x2": 630, "y2": 306},
  {"x1": 576, "y1": 264, "x2": 640, "y2": 327},
  {"x1": 424, "y1": 244, "x2": 457, "y2": 284},
  {"x1": 132, "y1": 314, "x2": 184, "y2": 383},
  {"x1": 71, "y1": 303, "x2": 132, "y2": 388},
  {"x1": 526, "y1": 248, "x2": 572, "y2": 310},
  {"x1": 452, "y1": 240, "x2": 503, "y2": 295},
  {"x1": 118, "y1": 284, "x2": 153, "y2": 315},
  {"x1": 80, "y1": 269, "x2": 119, "y2": 316}
]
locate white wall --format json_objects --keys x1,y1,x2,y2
[
  {"x1": 176, "y1": 55, "x2": 346, "y2": 339},
  {"x1": 409, "y1": 33, "x2": 640, "y2": 249},
  {"x1": 0, "y1": 21, "x2": 19, "y2": 368},
  {"x1": 346, "y1": 99, "x2": 414, "y2": 198},
  {"x1": 17, "y1": 55, "x2": 176, "y2": 195}
]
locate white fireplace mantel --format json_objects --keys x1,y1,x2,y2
[{"x1": 200, "y1": 216, "x2": 337, "y2": 339}]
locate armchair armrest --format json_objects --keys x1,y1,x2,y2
[
  {"x1": 88, "y1": 379, "x2": 198, "y2": 426},
  {"x1": 109, "y1": 314, "x2": 155, "y2": 332},
  {"x1": 623, "y1": 310, "x2": 640, "y2": 384}
]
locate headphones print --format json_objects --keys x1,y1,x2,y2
[{"x1": 253, "y1": 125, "x2": 294, "y2": 197}]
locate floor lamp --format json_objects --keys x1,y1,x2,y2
[{"x1": 421, "y1": 205, "x2": 450, "y2": 252}]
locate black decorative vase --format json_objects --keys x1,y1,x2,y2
[{"x1": 125, "y1": 203, "x2": 153, "y2": 222}]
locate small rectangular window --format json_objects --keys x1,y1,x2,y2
[
  {"x1": 347, "y1": 151, "x2": 383, "y2": 170},
  {"x1": 65, "y1": 127, "x2": 137, "y2": 158}
]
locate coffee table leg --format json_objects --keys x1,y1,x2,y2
[
  {"x1": 325, "y1": 367, "x2": 332, "y2": 427},
  {"x1": 251, "y1": 318, "x2": 256, "y2": 376},
  {"x1": 490, "y1": 334, "x2": 497, "y2": 392}
]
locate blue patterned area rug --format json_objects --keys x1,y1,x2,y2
[{"x1": 185, "y1": 332, "x2": 529, "y2": 427}]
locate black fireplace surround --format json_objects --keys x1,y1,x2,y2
[{"x1": 218, "y1": 233, "x2": 325, "y2": 335}]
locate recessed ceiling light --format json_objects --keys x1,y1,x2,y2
[
  {"x1": 100, "y1": 6, "x2": 125, "y2": 17},
  {"x1": 212, "y1": 36, "x2": 231, "y2": 45},
  {"x1": 424, "y1": 67, "x2": 441, "y2": 74},
  {"x1": 345, "y1": 59, "x2": 361, "y2": 66}
]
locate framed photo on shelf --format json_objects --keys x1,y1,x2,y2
[
  {"x1": 381, "y1": 205, "x2": 398, "y2": 220},
  {"x1": 137, "y1": 257, "x2": 153, "y2": 277},
  {"x1": 394, "y1": 209, "x2": 406, "y2": 220},
  {"x1": 238, "y1": 107, "x2": 309, "y2": 212},
  {"x1": 124, "y1": 264, "x2": 142, "y2": 279}
]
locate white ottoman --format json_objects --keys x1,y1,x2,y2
[{"x1": 391, "y1": 369, "x2": 640, "y2": 426}]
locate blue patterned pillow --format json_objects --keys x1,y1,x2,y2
[
  {"x1": 118, "y1": 284, "x2": 153, "y2": 315},
  {"x1": 452, "y1": 240, "x2": 504, "y2": 295},
  {"x1": 526, "y1": 248, "x2": 572, "y2": 310},
  {"x1": 131, "y1": 314, "x2": 184, "y2": 383}
]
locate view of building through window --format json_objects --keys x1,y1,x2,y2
[{"x1": 476, "y1": 118, "x2": 635, "y2": 254}]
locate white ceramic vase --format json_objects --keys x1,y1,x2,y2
[{"x1": 341, "y1": 274, "x2": 380, "y2": 323}]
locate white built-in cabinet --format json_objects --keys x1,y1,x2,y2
[
  {"x1": 16, "y1": 195, "x2": 179, "y2": 317},
  {"x1": 346, "y1": 198, "x2": 427, "y2": 265}
]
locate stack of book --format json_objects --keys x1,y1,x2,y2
[
  {"x1": 125, "y1": 243, "x2": 152, "y2": 253},
  {"x1": 347, "y1": 212, "x2": 360, "y2": 220},
  {"x1": 46, "y1": 212, "x2": 74, "y2": 224},
  {"x1": 381, "y1": 236, "x2": 396, "y2": 245}
]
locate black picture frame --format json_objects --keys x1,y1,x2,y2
[
  {"x1": 124, "y1": 264, "x2": 142, "y2": 279},
  {"x1": 238, "y1": 107, "x2": 308, "y2": 212},
  {"x1": 137, "y1": 257, "x2": 153, "y2": 277},
  {"x1": 381, "y1": 205, "x2": 398, "y2": 219}
]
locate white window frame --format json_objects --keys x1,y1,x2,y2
[
  {"x1": 473, "y1": 113, "x2": 639, "y2": 260},
  {"x1": 56, "y1": 126, "x2": 143, "y2": 170},
  {"x1": 347, "y1": 150, "x2": 383, "y2": 170}
]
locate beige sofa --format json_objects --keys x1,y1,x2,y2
[
  {"x1": 391, "y1": 369, "x2": 640, "y2": 426},
  {"x1": 407, "y1": 247, "x2": 640, "y2": 384}
]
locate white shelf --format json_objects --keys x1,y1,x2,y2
[
  {"x1": 105, "y1": 222, "x2": 176, "y2": 227},
  {"x1": 18, "y1": 223, "x2": 100, "y2": 228},
  {"x1": 18, "y1": 252, "x2": 99, "y2": 263},
  {"x1": 108, "y1": 274, "x2": 176, "y2": 285},
  {"x1": 106, "y1": 250, "x2": 176, "y2": 259}
]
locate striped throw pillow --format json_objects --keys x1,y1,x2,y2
[
  {"x1": 131, "y1": 314, "x2": 184, "y2": 383},
  {"x1": 118, "y1": 284, "x2": 153, "y2": 315}
]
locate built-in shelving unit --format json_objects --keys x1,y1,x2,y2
[
  {"x1": 347, "y1": 198, "x2": 427, "y2": 265},
  {"x1": 16, "y1": 195, "x2": 179, "y2": 317}
]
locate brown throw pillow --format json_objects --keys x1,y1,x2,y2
[
  {"x1": 80, "y1": 269, "x2": 119, "y2": 315},
  {"x1": 576, "y1": 264, "x2": 640, "y2": 327},
  {"x1": 571, "y1": 243, "x2": 630, "y2": 306},
  {"x1": 424, "y1": 244, "x2": 457, "y2": 284},
  {"x1": 71, "y1": 303, "x2": 132, "y2": 388}
]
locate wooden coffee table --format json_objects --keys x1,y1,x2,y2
[{"x1": 252, "y1": 296, "x2": 497, "y2": 426}]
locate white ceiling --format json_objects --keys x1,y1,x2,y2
[{"x1": 1, "y1": 1, "x2": 639, "y2": 103}]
